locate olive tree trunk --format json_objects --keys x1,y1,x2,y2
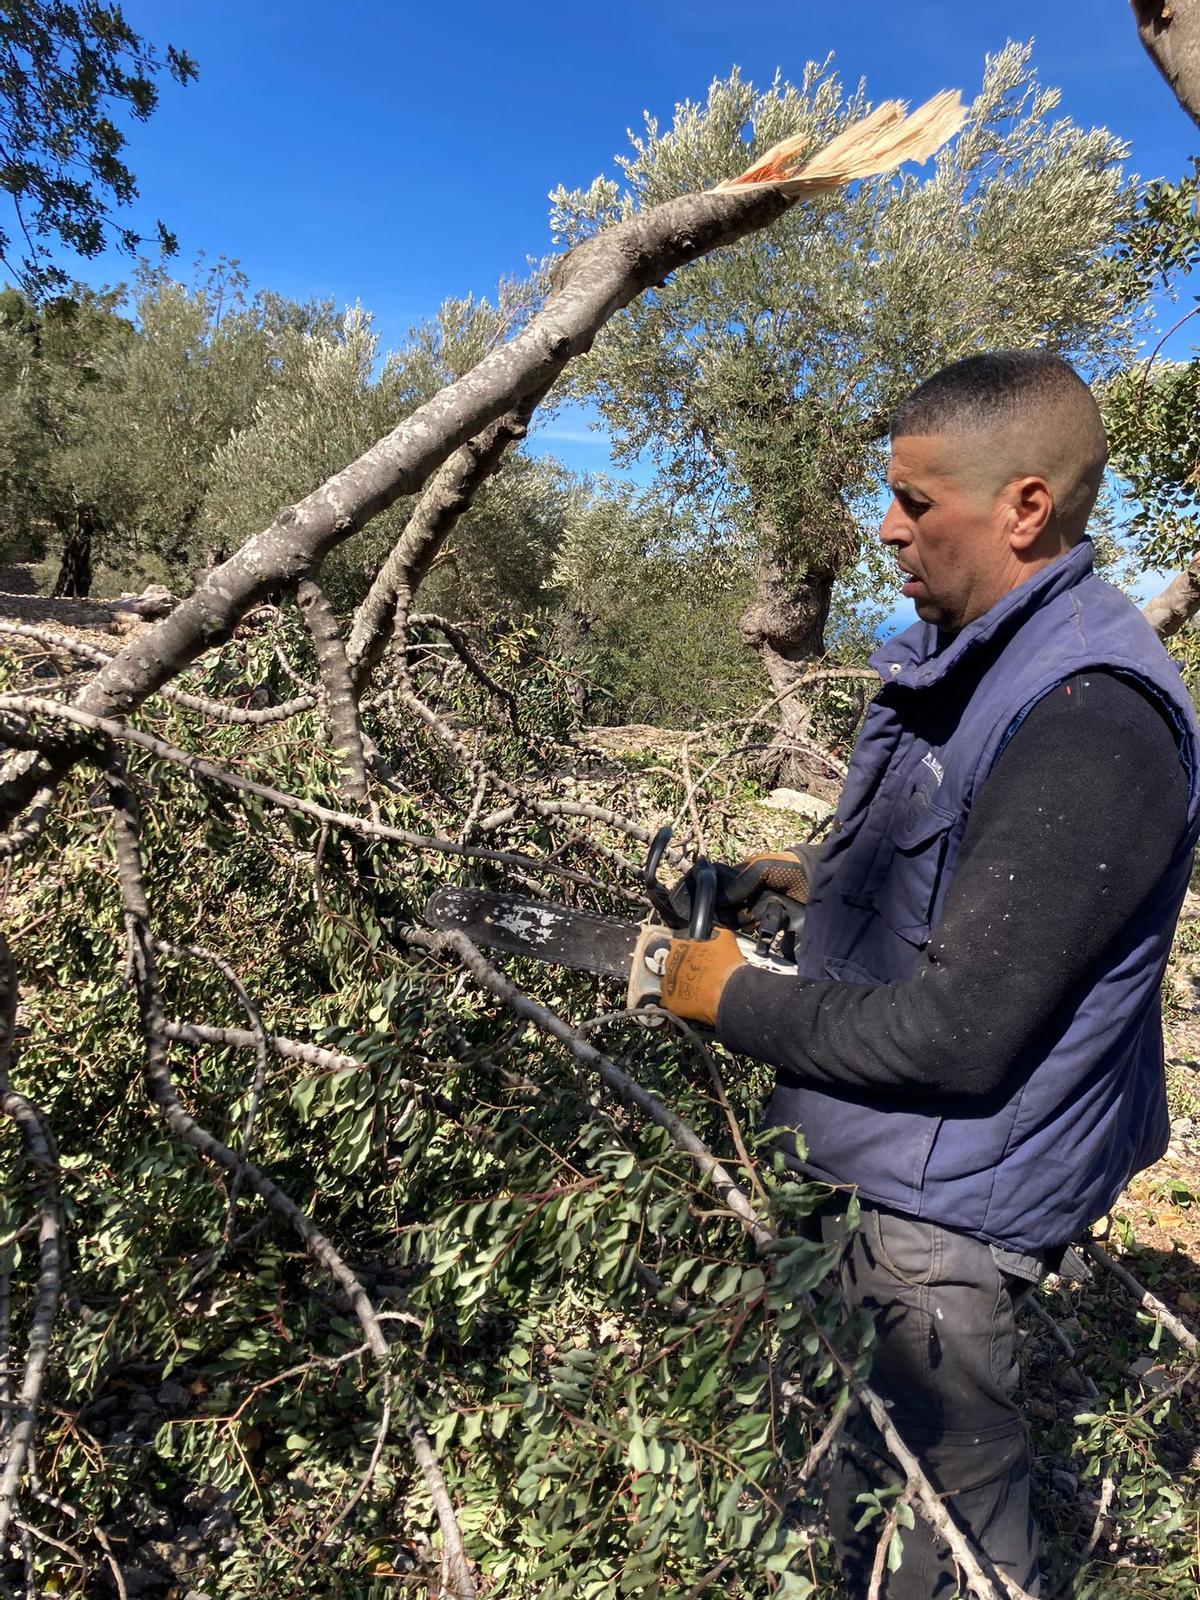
[
  {"x1": 52, "y1": 505, "x2": 95, "y2": 599},
  {"x1": 738, "y1": 546, "x2": 836, "y2": 787}
]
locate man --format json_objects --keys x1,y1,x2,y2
[{"x1": 658, "y1": 350, "x2": 1200, "y2": 1597}]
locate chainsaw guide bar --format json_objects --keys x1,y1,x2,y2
[
  {"x1": 424, "y1": 886, "x2": 643, "y2": 980},
  {"x1": 424, "y1": 885, "x2": 799, "y2": 1001}
]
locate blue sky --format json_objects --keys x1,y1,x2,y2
[
  {"x1": 42, "y1": 1, "x2": 1198, "y2": 470},
  {"x1": 48, "y1": 4, "x2": 1198, "y2": 341},
  {"x1": 14, "y1": 2, "x2": 1199, "y2": 614}
]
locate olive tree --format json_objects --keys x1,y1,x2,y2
[
  {"x1": 0, "y1": 263, "x2": 332, "y2": 594},
  {"x1": 201, "y1": 282, "x2": 570, "y2": 614},
  {"x1": 0, "y1": 283, "x2": 128, "y2": 588},
  {"x1": 550, "y1": 45, "x2": 1148, "y2": 749},
  {"x1": 0, "y1": 2, "x2": 197, "y2": 297}
]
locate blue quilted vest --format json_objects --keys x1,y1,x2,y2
[{"x1": 769, "y1": 540, "x2": 1200, "y2": 1254}]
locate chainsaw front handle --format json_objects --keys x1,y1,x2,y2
[
  {"x1": 689, "y1": 860, "x2": 717, "y2": 941},
  {"x1": 644, "y1": 824, "x2": 687, "y2": 928}
]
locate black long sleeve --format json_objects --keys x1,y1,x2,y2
[{"x1": 716, "y1": 672, "x2": 1190, "y2": 1102}]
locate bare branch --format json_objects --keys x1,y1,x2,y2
[
  {"x1": 1078, "y1": 1235, "x2": 1199, "y2": 1352},
  {"x1": 1026, "y1": 1296, "x2": 1098, "y2": 1398},
  {"x1": 0, "y1": 692, "x2": 610, "y2": 887},
  {"x1": 348, "y1": 401, "x2": 545, "y2": 691},
  {"x1": 0, "y1": 96, "x2": 962, "y2": 822},
  {"x1": 105, "y1": 773, "x2": 475, "y2": 1596},
  {"x1": 0, "y1": 788, "x2": 52, "y2": 860},
  {"x1": 297, "y1": 578, "x2": 368, "y2": 801}
]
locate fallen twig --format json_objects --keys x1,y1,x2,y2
[
  {"x1": 0, "y1": 692, "x2": 609, "y2": 888},
  {"x1": 0, "y1": 618, "x2": 316, "y2": 725},
  {"x1": 1078, "y1": 1235, "x2": 1199, "y2": 1353},
  {"x1": 1027, "y1": 1295, "x2": 1098, "y2": 1397}
]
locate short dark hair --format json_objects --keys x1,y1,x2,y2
[
  {"x1": 891, "y1": 350, "x2": 1101, "y2": 443},
  {"x1": 890, "y1": 350, "x2": 1108, "y2": 529}
]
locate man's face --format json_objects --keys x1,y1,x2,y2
[{"x1": 880, "y1": 433, "x2": 1019, "y2": 635}]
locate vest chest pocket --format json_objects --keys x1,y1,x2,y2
[{"x1": 874, "y1": 788, "x2": 956, "y2": 947}]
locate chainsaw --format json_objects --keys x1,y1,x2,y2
[{"x1": 424, "y1": 826, "x2": 805, "y2": 1010}]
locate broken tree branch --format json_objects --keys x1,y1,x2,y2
[
  {"x1": 348, "y1": 399, "x2": 545, "y2": 691},
  {"x1": 409, "y1": 614, "x2": 522, "y2": 737},
  {"x1": 154, "y1": 939, "x2": 274, "y2": 1234},
  {"x1": 0, "y1": 692, "x2": 611, "y2": 888},
  {"x1": 0, "y1": 619, "x2": 316, "y2": 726},
  {"x1": 412, "y1": 925, "x2": 1032, "y2": 1600},
  {"x1": 0, "y1": 93, "x2": 963, "y2": 826}
]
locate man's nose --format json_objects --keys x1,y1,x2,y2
[{"x1": 878, "y1": 498, "x2": 910, "y2": 546}]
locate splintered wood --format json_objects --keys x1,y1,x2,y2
[{"x1": 715, "y1": 89, "x2": 966, "y2": 195}]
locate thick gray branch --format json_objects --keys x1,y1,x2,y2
[
  {"x1": 1142, "y1": 554, "x2": 1200, "y2": 639},
  {"x1": 297, "y1": 578, "x2": 368, "y2": 801},
  {"x1": 0, "y1": 182, "x2": 794, "y2": 825},
  {"x1": 1132, "y1": 0, "x2": 1200, "y2": 125},
  {"x1": 347, "y1": 400, "x2": 544, "y2": 691}
]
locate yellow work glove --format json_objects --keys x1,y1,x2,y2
[
  {"x1": 726, "y1": 847, "x2": 814, "y2": 907},
  {"x1": 660, "y1": 926, "x2": 746, "y2": 1028}
]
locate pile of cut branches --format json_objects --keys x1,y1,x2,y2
[{"x1": 0, "y1": 93, "x2": 1196, "y2": 1600}]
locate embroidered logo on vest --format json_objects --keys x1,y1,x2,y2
[{"x1": 920, "y1": 750, "x2": 945, "y2": 785}]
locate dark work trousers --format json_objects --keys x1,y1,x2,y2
[{"x1": 818, "y1": 1206, "x2": 1042, "y2": 1598}]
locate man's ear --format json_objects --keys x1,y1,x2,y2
[{"x1": 1006, "y1": 475, "x2": 1055, "y2": 552}]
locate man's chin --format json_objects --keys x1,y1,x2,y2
[{"x1": 912, "y1": 595, "x2": 960, "y2": 634}]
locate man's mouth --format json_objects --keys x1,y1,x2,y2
[{"x1": 897, "y1": 565, "x2": 922, "y2": 595}]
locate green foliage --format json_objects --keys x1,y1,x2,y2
[
  {"x1": 0, "y1": 619, "x2": 870, "y2": 1596},
  {"x1": 80, "y1": 260, "x2": 335, "y2": 586},
  {"x1": 3, "y1": 617, "x2": 1200, "y2": 1596},
  {"x1": 550, "y1": 45, "x2": 1148, "y2": 673},
  {"x1": 200, "y1": 281, "x2": 571, "y2": 614},
  {"x1": 1104, "y1": 162, "x2": 1200, "y2": 575},
  {"x1": 553, "y1": 44, "x2": 1143, "y2": 519},
  {"x1": 0, "y1": 280, "x2": 127, "y2": 564},
  {"x1": 0, "y1": 2, "x2": 198, "y2": 297},
  {"x1": 0, "y1": 261, "x2": 333, "y2": 588},
  {"x1": 552, "y1": 478, "x2": 761, "y2": 726}
]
